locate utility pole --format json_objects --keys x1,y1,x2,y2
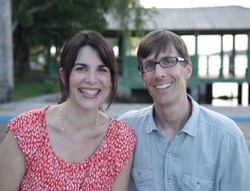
[{"x1": 0, "y1": 0, "x2": 13, "y2": 102}]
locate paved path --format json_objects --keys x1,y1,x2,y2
[{"x1": 0, "y1": 94, "x2": 249, "y2": 152}]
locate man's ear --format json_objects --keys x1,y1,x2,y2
[
  {"x1": 185, "y1": 62, "x2": 193, "y2": 80},
  {"x1": 59, "y1": 68, "x2": 65, "y2": 84},
  {"x1": 140, "y1": 73, "x2": 146, "y2": 87}
]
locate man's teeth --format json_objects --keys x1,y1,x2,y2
[
  {"x1": 83, "y1": 89, "x2": 98, "y2": 96},
  {"x1": 156, "y1": 83, "x2": 171, "y2": 89}
]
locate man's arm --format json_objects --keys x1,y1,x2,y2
[{"x1": 220, "y1": 134, "x2": 250, "y2": 190}]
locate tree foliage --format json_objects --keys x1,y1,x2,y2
[{"x1": 12, "y1": 0, "x2": 146, "y2": 78}]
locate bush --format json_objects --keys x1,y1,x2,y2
[{"x1": 14, "y1": 79, "x2": 59, "y2": 101}]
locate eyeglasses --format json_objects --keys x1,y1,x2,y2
[{"x1": 138, "y1": 56, "x2": 185, "y2": 73}]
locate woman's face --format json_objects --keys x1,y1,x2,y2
[{"x1": 65, "y1": 45, "x2": 111, "y2": 110}]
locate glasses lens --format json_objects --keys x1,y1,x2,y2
[
  {"x1": 143, "y1": 62, "x2": 155, "y2": 72},
  {"x1": 161, "y1": 57, "x2": 177, "y2": 68},
  {"x1": 142, "y1": 57, "x2": 180, "y2": 72}
]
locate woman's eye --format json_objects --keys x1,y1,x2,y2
[
  {"x1": 98, "y1": 67, "x2": 109, "y2": 73},
  {"x1": 75, "y1": 66, "x2": 87, "y2": 71},
  {"x1": 76, "y1": 67, "x2": 83, "y2": 71}
]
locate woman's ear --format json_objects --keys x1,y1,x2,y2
[{"x1": 59, "y1": 68, "x2": 65, "y2": 84}]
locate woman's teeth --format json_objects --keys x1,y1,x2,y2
[{"x1": 82, "y1": 89, "x2": 98, "y2": 96}]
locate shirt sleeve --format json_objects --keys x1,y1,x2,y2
[
  {"x1": 220, "y1": 134, "x2": 250, "y2": 190},
  {"x1": 109, "y1": 120, "x2": 136, "y2": 175},
  {"x1": 6, "y1": 109, "x2": 46, "y2": 159}
]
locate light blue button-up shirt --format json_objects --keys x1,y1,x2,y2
[{"x1": 118, "y1": 96, "x2": 250, "y2": 191}]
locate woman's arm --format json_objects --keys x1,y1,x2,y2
[
  {"x1": 0, "y1": 130, "x2": 25, "y2": 191},
  {"x1": 112, "y1": 154, "x2": 134, "y2": 191}
]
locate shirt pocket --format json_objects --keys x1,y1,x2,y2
[
  {"x1": 132, "y1": 167, "x2": 154, "y2": 190},
  {"x1": 183, "y1": 173, "x2": 214, "y2": 191}
]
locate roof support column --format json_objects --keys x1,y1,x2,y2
[
  {"x1": 247, "y1": 32, "x2": 250, "y2": 81},
  {"x1": 229, "y1": 34, "x2": 236, "y2": 77},
  {"x1": 220, "y1": 34, "x2": 224, "y2": 79},
  {"x1": 247, "y1": 32, "x2": 250, "y2": 105}
]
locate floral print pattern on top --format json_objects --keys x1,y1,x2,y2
[{"x1": 7, "y1": 107, "x2": 136, "y2": 191}]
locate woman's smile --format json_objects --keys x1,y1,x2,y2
[{"x1": 79, "y1": 88, "x2": 100, "y2": 97}]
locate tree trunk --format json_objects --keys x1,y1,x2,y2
[{"x1": 0, "y1": 0, "x2": 13, "y2": 102}]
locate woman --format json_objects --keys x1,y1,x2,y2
[{"x1": 0, "y1": 30, "x2": 136, "y2": 190}]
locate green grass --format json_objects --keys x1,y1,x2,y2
[{"x1": 14, "y1": 79, "x2": 60, "y2": 101}]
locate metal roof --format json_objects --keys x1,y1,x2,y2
[{"x1": 105, "y1": 6, "x2": 250, "y2": 35}]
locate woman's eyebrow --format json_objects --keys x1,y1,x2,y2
[
  {"x1": 74, "y1": 63, "x2": 107, "y2": 68},
  {"x1": 98, "y1": 64, "x2": 108, "y2": 68},
  {"x1": 74, "y1": 63, "x2": 87, "y2": 66}
]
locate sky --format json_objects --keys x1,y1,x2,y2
[{"x1": 140, "y1": 0, "x2": 250, "y2": 8}]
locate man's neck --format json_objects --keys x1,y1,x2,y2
[{"x1": 153, "y1": 96, "x2": 192, "y2": 141}]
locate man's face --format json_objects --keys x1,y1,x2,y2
[{"x1": 140, "y1": 46, "x2": 192, "y2": 107}]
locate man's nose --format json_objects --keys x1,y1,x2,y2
[{"x1": 154, "y1": 64, "x2": 165, "y2": 78}]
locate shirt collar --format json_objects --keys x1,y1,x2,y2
[
  {"x1": 145, "y1": 94, "x2": 200, "y2": 137},
  {"x1": 180, "y1": 94, "x2": 200, "y2": 137},
  {"x1": 146, "y1": 105, "x2": 159, "y2": 134}
]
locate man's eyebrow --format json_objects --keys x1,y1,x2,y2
[
  {"x1": 143, "y1": 59, "x2": 155, "y2": 64},
  {"x1": 144, "y1": 56, "x2": 172, "y2": 63},
  {"x1": 143, "y1": 57, "x2": 162, "y2": 64}
]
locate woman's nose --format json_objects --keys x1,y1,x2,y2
[{"x1": 86, "y1": 71, "x2": 97, "y2": 83}]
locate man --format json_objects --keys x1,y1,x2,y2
[{"x1": 117, "y1": 29, "x2": 250, "y2": 191}]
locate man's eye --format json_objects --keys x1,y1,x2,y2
[
  {"x1": 145, "y1": 62, "x2": 155, "y2": 69},
  {"x1": 165, "y1": 58, "x2": 175, "y2": 64}
]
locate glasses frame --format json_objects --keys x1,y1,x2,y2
[{"x1": 138, "y1": 56, "x2": 185, "y2": 73}]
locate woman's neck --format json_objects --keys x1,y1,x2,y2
[{"x1": 61, "y1": 101, "x2": 99, "y2": 131}]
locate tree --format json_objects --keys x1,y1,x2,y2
[
  {"x1": 12, "y1": 0, "x2": 147, "y2": 78},
  {"x1": 0, "y1": 0, "x2": 13, "y2": 102}
]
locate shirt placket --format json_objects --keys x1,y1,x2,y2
[
  {"x1": 164, "y1": 133, "x2": 184, "y2": 191},
  {"x1": 164, "y1": 141, "x2": 174, "y2": 191}
]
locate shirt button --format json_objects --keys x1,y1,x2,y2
[
  {"x1": 167, "y1": 179, "x2": 171, "y2": 184},
  {"x1": 196, "y1": 182, "x2": 200, "y2": 189},
  {"x1": 167, "y1": 153, "x2": 172, "y2": 158}
]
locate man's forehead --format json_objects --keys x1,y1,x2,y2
[{"x1": 143, "y1": 47, "x2": 178, "y2": 61}]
